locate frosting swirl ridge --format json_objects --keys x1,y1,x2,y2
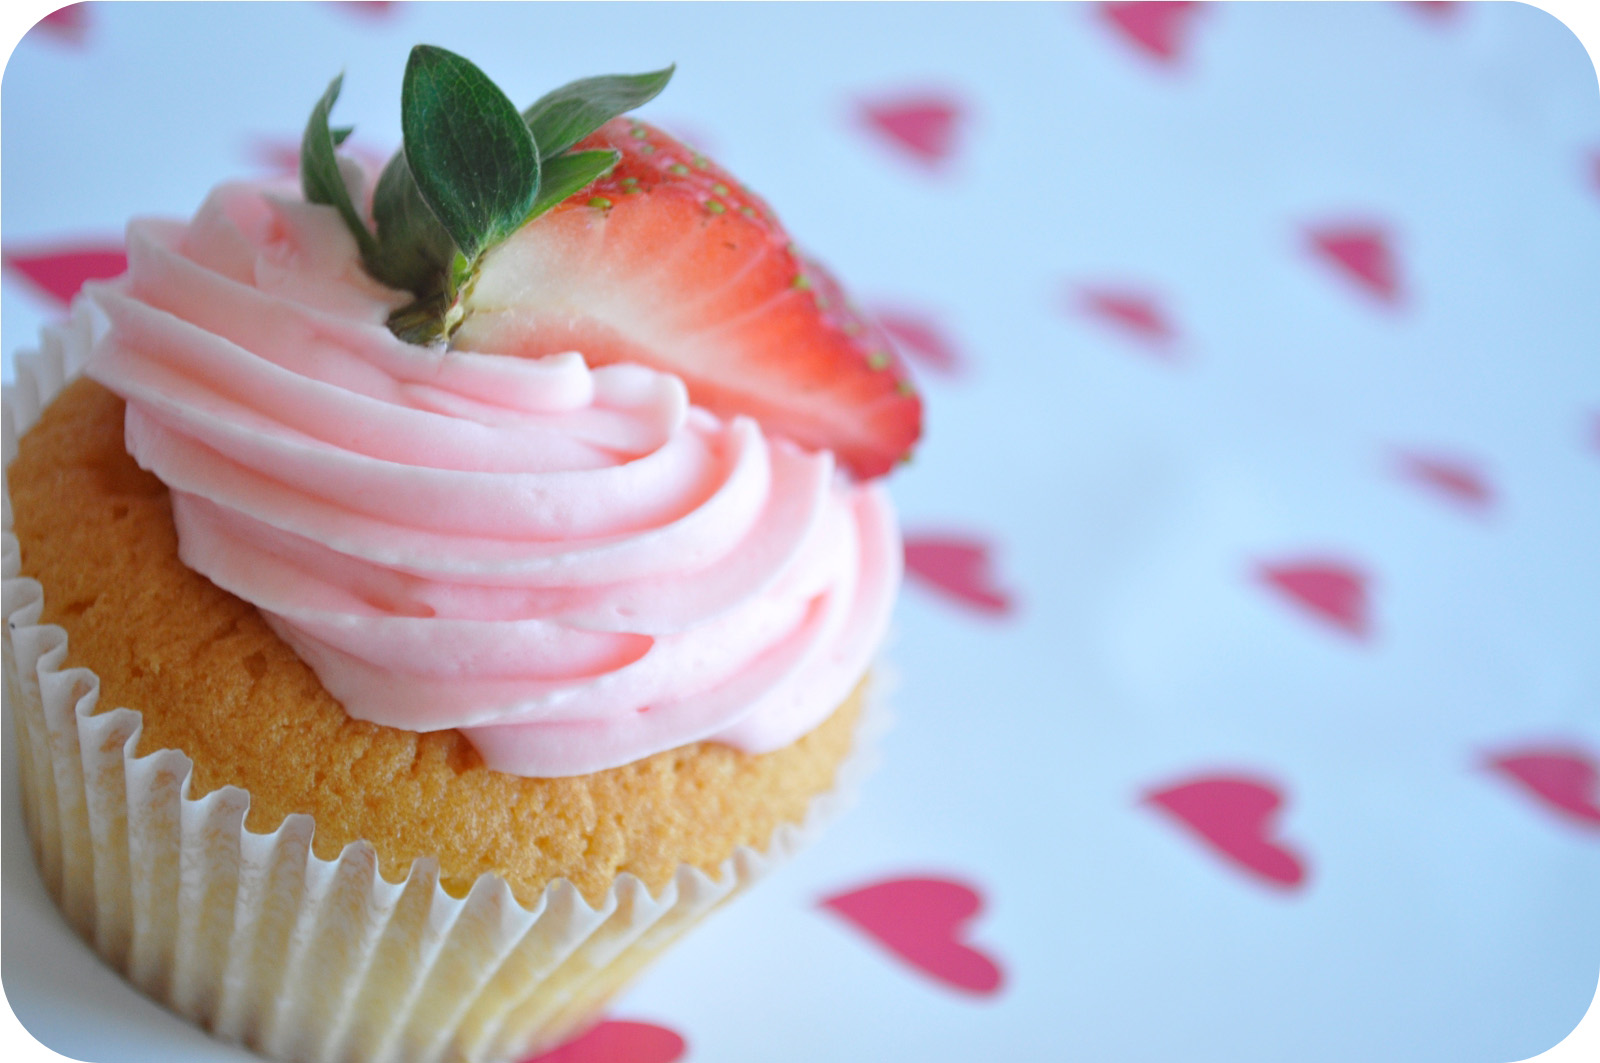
[{"x1": 85, "y1": 181, "x2": 899, "y2": 776}]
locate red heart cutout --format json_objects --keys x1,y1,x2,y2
[
  {"x1": 1099, "y1": 2, "x2": 1202, "y2": 65},
  {"x1": 1075, "y1": 287, "x2": 1177, "y2": 357},
  {"x1": 331, "y1": 1, "x2": 401, "y2": 20},
  {"x1": 4, "y1": 245, "x2": 127, "y2": 307},
  {"x1": 904, "y1": 535, "x2": 1014, "y2": 617},
  {"x1": 1146, "y1": 776, "x2": 1308, "y2": 889},
  {"x1": 1393, "y1": 451, "x2": 1493, "y2": 513},
  {"x1": 656, "y1": 121, "x2": 716, "y2": 157},
  {"x1": 874, "y1": 307, "x2": 964, "y2": 376},
  {"x1": 247, "y1": 137, "x2": 390, "y2": 177},
  {"x1": 1403, "y1": 1, "x2": 1461, "y2": 23},
  {"x1": 1486, "y1": 749, "x2": 1600, "y2": 830},
  {"x1": 249, "y1": 138, "x2": 305, "y2": 176},
  {"x1": 35, "y1": 3, "x2": 91, "y2": 45},
  {"x1": 1306, "y1": 224, "x2": 1402, "y2": 306},
  {"x1": 1257, "y1": 559, "x2": 1371, "y2": 640},
  {"x1": 858, "y1": 95, "x2": 962, "y2": 169},
  {"x1": 521, "y1": 1020, "x2": 686, "y2": 1063},
  {"x1": 820, "y1": 876, "x2": 1004, "y2": 996}
]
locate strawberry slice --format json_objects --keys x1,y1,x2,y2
[{"x1": 454, "y1": 119, "x2": 922, "y2": 479}]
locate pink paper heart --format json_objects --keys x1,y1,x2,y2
[
  {"x1": 1257, "y1": 559, "x2": 1371, "y2": 640},
  {"x1": 1076, "y1": 287, "x2": 1177, "y2": 357},
  {"x1": 1146, "y1": 776, "x2": 1309, "y2": 889},
  {"x1": 858, "y1": 95, "x2": 962, "y2": 169},
  {"x1": 249, "y1": 138, "x2": 305, "y2": 176},
  {"x1": 35, "y1": 3, "x2": 91, "y2": 46},
  {"x1": 4, "y1": 245, "x2": 127, "y2": 307},
  {"x1": 904, "y1": 535, "x2": 1014, "y2": 617},
  {"x1": 521, "y1": 1020, "x2": 686, "y2": 1063},
  {"x1": 247, "y1": 137, "x2": 390, "y2": 177},
  {"x1": 1099, "y1": 2, "x2": 1202, "y2": 65},
  {"x1": 874, "y1": 307, "x2": 964, "y2": 376},
  {"x1": 1486, "y1": 749, "x2": 1600, "y2": 831},
  {"x1": 1307, "y1": 224, "x2": 1402, "y2": 305},
  {"x1": 1393, "y1": 451, "x2": 1493, "y2": 513},
  {"x1": 330, "y1": 1, "x2": 400, "y2": 20},
  {"x1": 656, "y1": 121, "x2": 716, "y2": 156},
  {"x1": 821, "y1": 876, "x2": 1005, "y2": 995},
  {"x1": 1403, "y1": 1, "x2": 1462, "y2": 24}
]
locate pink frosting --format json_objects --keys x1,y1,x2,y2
[{"x1": 83, "y1": 181, "x2": 900, "y2": 776}]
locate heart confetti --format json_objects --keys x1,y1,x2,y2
[
  {"x1": 904, "y1": 534, "x2": 1015, "y2": 617},
  {"x1": 1486, "y1": 749, "x2": 1600, "y2": 831},
  {"x1": 857, "y1": 95, "x2": 963, "y2": 170},
  {"x1": 330, "y1": 1, "x2": 401, "y2": 20},
  {"x1": 521, "y1": 1020, "x2": 687, "y2": 1063},
  {"x1": 1098, "y1": 2, "x2": 1202, "y2": 66},
  {"x1": 1257, "y1": 559, "x2": 1372, "y2": 640},
  {"x1": 248, "y1": 138, "x2": 305, "y2": 176},
  {"x1": 1403, "y1": 1, "x2": 1462, "y2": 24},
  {"x1": 820, "y1": 876, "x2": 1005, "y2": 996},
  {"x1": 1306, "y1": 224, "x2": 1402, "y2": 306},
  {"x1": 34, "y1": 3, "x2": 91, "y2": 46},
  {"x1": 1393, "y1": 451, "x2": 1493, "y2": 514},
  {"x1": 657, "y1": 120, "x2": 716, "y2": 156},
  {"x1": 874, "y1": 307, "x2": 965, "y2": 376},
  {"x1": 1075, "y1": 286, "x2": 1178, "y2": 357},
  {"x1": 246, "y1": 136, "x2": 390, "y2": 177},
  {"x1": 4, "y1": 245, "x2": 128, "y2": 307},
  {"x1": 1145, "y1": 776, "x2": 1309, "y2": 889}
]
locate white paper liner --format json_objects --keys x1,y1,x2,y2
[{"x1": 3, "y1": 312, "x2": 887, "y2": 1063}]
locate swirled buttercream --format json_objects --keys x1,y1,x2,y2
[{"x1": 83, "y1": 181, "x2": 900, "y2": 776}]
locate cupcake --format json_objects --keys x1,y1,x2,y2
[{"x1": 2, "y1": 45, "x2": 920, "y2": 1063}]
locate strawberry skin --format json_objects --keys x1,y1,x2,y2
[{"x1": 453, "y1": 119, "x2": 922, "y2": 480}]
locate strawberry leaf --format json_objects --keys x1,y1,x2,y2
[
  {"x1": 301, "y1": 74, "x2": 376, "y2": 258},
  {"x1": 307, "y1": 49, "x2": 673, "y2": 345},
  {"x1": 401, "y1": 45, "x2": 540, "y2": 262},
  {"x1": 369, "y1": 150, "x2": 458, "y2": 297},
  {"x1": 527, "y1": 149, "x2": 620, "y2": 218},
  {"x1": 522, "y1": 67, "x2": 674, "y2": 160}
]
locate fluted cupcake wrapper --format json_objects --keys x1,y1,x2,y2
[{"x1": 3, "y1": 314, "x2": 885, "y2": 1063}]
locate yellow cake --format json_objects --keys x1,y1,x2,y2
[{"x1": 10, "y1": 378, "x2": 863, "y2": 909}]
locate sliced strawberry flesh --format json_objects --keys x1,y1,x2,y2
[{"x1": 454, "y1": 119, "x2": 921, "y2": 480}]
